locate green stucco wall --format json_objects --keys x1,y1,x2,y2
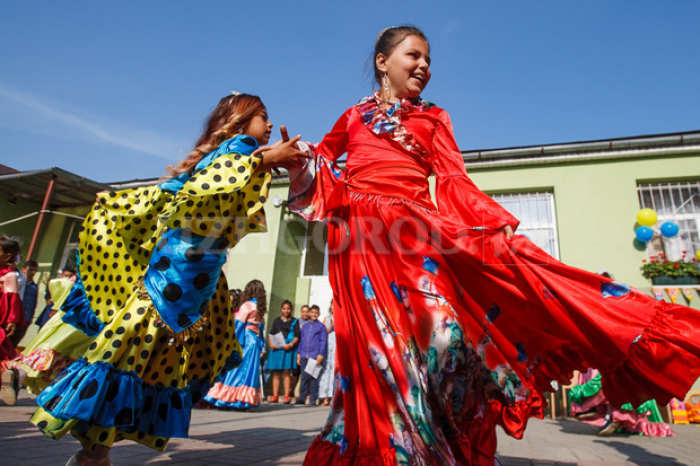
[{"x1": 225, "y1": 183, "x2": 307, "y2": 327}]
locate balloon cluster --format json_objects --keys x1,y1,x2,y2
[{"x1": 635, "y1": 208, "x2": 680, "y2": 242}]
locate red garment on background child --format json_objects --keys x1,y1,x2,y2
[{"x1": 1, "y1": 266, "x2": 25, "y2": 361}]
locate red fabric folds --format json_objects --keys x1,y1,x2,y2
[
  {"x1": 601, "y1": 301, "x2": 700, "y2": 407},
  {"x1": 288, "y1": 98, "x2": 700, "y2": 466}
]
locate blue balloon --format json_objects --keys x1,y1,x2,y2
[
  {"x1": 635, "y1": 226, "x2": 654, "y2": 242},
  {"x1": 660, "y1": 221, "x2": 679, "y2": 238}
]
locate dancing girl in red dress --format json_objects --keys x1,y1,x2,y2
[{"x1": 287, "y1": 26, "x2": 700, "y2": 466}]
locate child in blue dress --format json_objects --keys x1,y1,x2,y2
[
  {"x1": 266, "y1": 299, "x2": 300, "y2": 403},
  {"x1": 203, "y1": 279, "x2": 267, "y2": 409}
]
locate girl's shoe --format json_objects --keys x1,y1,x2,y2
[
  {"x1": 1, "y1": 369, "x2": 18, "y2": 406},
  {"x1": 282, "y1": 396, "x2": 291, "y2": 404},
  {"x1": 267, "y1": 395, "x2": 279, "y2": 403},
  {"x1": 598, "y1": 419, "x2": 621, "y2": 436}
]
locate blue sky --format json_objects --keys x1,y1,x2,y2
[{"x1": 1, "y1": 1, "x2": 699, "y2": 182}]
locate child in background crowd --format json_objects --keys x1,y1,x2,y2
[
  {"x1": 317, "y1": 300, "x2": 335, "y2": 406},
  {"x1": 296, "y1": 304, "x2": 327, "y2": 406},
  {"x1": 0, "y1": 237, "x2": 24, "y2": 371},
  {"x1": 10, "y1": 260, "x2": 39, "y2": 346},
  {"x1": 266, "y1": 299, "x2": 300, "y2": 403},
  {"x1": 203, "y1": 280, "x2": 267, "y2": 409},
  {"x1": 288, "y1": 303, "x2": 310, "y2": 400}
]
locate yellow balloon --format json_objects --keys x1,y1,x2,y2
[{"x1": 637, "y1": 208, "x2": 657, "y2": 227}]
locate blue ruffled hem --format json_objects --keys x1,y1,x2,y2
[
  {"x1": 60, "y1": 278, "x2": 105, "y2": 337},
  {"x1": 36, "y1": 358, "x2": 210, "y2": 438}
]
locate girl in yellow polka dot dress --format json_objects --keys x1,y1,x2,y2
[{"x1": 4, "y1": 94, "x2": 307, "y2": 466}]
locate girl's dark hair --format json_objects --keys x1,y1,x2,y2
[
  {"x1": 229, "y1": 289, "x2": 242, "y2": 312},
  {"x1": 0, "y1": 237, "x2": 20, "y2": 264},
  {"x1": 168, "y1": 94, "x2": 265, "y2": 176},
  {"x1": 372, "y1": 25, "x2": 429, "y2": 85},
  {"x1": 240, "y1": 279, "x2": 267, "y2": 317},
  {"x1": 281, "y1": 299, "x2": 293, "y2": 310}
]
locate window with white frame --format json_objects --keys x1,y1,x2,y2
[
  {"x1": 637, "y1": 181, "x2": 700, "y2": 262},
  {"x1": 490, "y1": 192, "x2": 560, "y2": 259}
]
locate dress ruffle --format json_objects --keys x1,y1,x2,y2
[
  {"x1": 600, "y1": 301, "x2": 700, "y2": 407},
  {"x1": 204, "y1": 383, "x2": 260, "y2": 408},
  {"x1": 36, "y1": 358, "x2": 208, "y2": 438}
]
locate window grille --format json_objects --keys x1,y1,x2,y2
[
  {"x1": 637, "y1": 181, "x2": 700, "y2": 261},
  {"x1": 490, "y1": 192, "x2": 560, "y2": 259}
]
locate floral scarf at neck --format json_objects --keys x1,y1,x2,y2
[{"x1": 357, "y1": 90, "x2": 434, "y2": 159}]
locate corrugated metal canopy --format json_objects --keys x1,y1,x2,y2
[{"x1": 0, "y1": 167, "x2": 111, "y2": 208}]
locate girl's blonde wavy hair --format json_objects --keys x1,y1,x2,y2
[{"x1": 167, "y1": 94, "x2": 265, "y2": 176}]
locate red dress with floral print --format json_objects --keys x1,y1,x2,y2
[{"x1": 288, "y1": 95, "x2": 700, "y2": 466}]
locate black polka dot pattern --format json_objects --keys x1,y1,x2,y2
[{"x1": 163, "y1": 283, "x2": 183, "y2": 302}]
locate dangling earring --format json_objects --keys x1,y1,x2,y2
[{"x1": 383, "y1": 73, "x2": 391, "y2": 101}]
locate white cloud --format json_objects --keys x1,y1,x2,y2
[
  {"x1": 441, "y1": 19, "x2": 463, "y2": 37},
  {"x1": 0, "y1": 83, "x2": 187, "y2": 161}
]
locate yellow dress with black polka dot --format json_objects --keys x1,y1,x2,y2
[{"x1": 24, "y1": 135, "x2": 271, "y2": 451}]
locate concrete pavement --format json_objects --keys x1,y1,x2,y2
[{"x1": 1, "y1": 390, "x2": 699, "y2": 465}]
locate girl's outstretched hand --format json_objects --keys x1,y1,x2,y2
[{"x1": 255, "y1": 125, "x2": 310, "y2": 174}]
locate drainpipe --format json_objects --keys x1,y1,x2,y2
[{"x1": 26, "y1": 174, "x2": 57, "y2": 260}]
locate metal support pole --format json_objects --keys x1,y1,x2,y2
[{"x1": 26, "y1": 174, "x2": 57, "y2": 261}]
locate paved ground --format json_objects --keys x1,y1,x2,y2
[{"x1": 1, "y1": 391, "x2": 699, "y2": 465}]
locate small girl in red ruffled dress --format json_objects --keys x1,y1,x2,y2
[
  {"x1": 0, "y1": 237, "x2": 26, "y2": 389},
  {"x1": 287, "y1": 25, "x2": 700, "y2": 466}
]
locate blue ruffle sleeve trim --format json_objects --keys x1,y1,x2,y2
[
  {"x1": 60, "y1": 277, "x2": 106, "y2": 337},
  {"x1": 36, "y1": 358, "x2": 210, "y2": 438}
]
